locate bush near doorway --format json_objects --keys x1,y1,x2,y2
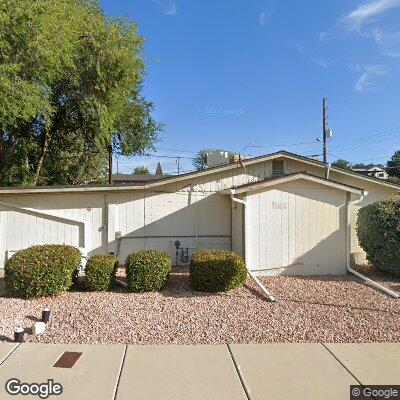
[
  {"x1": 189, "y1": 250, "x2": 247, "y2": 292},
  {"x1": 357, "y1": 197, "x2": 400, "y2": 276}
]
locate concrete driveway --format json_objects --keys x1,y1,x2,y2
[{"x1": 0, "y1": 342, "x2": 399, "y2": 399}]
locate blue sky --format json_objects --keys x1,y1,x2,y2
[{"x1": 100, "y1": 0, "x2": 400, "y2": 174}]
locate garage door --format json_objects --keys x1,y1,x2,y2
[{"x1": 246, "y1": 180, "x2": 347, "y2": 275}]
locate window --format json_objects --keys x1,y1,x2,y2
[{"x1": 272, "y1": 160, "x2": 285, "y2": 177}]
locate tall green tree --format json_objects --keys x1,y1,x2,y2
[
  {"x1": 133, "y1": 166, "x2": 150, "y2": 174},
  {"x1": 387, "y1": 150, "x2": 400, "y2": 178},
  {"x1": 331, "y1": 159, "x2": 352, "y2": 170},
  {"x1": 0, "y1": 0, "x2": 162, "y2": 186}
]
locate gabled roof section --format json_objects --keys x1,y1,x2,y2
[
  {"x1": 222, "y1": 172, "x2": 364, "y2": 196},
  {"x1": 0, "y1": 150, "x2": 398, "y2": 194}
]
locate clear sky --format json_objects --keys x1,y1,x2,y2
[{"x1": 99, "y1": 0, "x2": 400, "y2": 175}]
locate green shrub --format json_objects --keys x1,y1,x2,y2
[
  {"x1": 5, "y1": 244, "x2": 81, "y2": 298},
  {"x1": 85, "y1": 254, "x2": 118, "y2": 291},
  {"x1": 357, "y1": 197, "x2": 400, "y2": 276},
  {"x1": 190, "y1": 250, "x2": 247, "y2": 292},
  {"x1": 125, "y1": 250, "x2": 171, "y2": 292}
]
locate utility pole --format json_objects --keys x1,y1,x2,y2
[
  {"x1": 108, "y1": 145, "x2": 113, "y2": 184},
  {"x1": 322, "y1": 97, "x2": 328, "y2": 165}
]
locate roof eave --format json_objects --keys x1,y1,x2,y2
[
  {"x1": 0, "y1": 150, "x2": 399, "y2": 194},
  {"x1": 222, "y1": 173, "x2": 364, "y2": 196}
]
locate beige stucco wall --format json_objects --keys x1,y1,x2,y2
[
  {"x1": 231, "y1": 202, "x2": 244, "y2": 257},
  {"x1": 329, "y1": 171, "x2": 399, "y2": 255},
  {"x1": 244, "y1": 179, "x2": 347, "y2": 275},
  {"x1": 0, "y1": 193, "x2": 106, "y2": 268},
  {"x1": 0, "y1": 155, "x2": 398, "y2": 269},
  {"x1": 106, "y1": 189, "x2": 231, "y2": 263},
  {"x1": 284, "y1": 159, "x2": 399, "y2": 261},
  {"x1": 0, "y1": 187, "x2": 232, "y2": 267}
]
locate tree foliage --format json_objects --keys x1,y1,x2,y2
[
  {"x1": 331, "y1": 159, "x2": 352, "y2": 170},
  {"x1": 133, "y1": 166, "x2": 150, "y2": 174},
  {"x1": 352, "y1": 163, "x2": 383, "y2": 169},
  {"x1": 386, "y1": 150, "x2": 400, "y2": 178},
  {"x1": 0, "y1": 0, "x2": 162, "y2": 186}
]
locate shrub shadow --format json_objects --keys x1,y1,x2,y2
[
  {"x1": 0, "y1": 335, "x2": 13, "y2": 342},
  {"x1": 160, "y1": 268, "x2": 255, "y2": 300},
  {"x1": 25, "y1": 315, "x2": 41, "y2": 323}
]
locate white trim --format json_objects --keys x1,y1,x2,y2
[{"x1": 224, "y1": 173, "x2": 364, "y2": 196}]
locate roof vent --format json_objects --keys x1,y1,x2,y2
[{"x1": 272, "y1": 160, "x2": 285, "y2": 177}]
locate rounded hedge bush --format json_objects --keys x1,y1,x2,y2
[
  {"x1": 125, "y1": 250, "x2": 171, "y2": 292},
  {"x1": 357, "y1": 197, "x2": 400, "y2": 276},
  {"x1": 190, "y1": 250, "x2": 247, "y2": 292},
  {"x1": 85, "y1": 254, "x2": 118, "y2": 291},
  {"x1": 5, "y1": 244, "x2": 81, "y2": 298}
]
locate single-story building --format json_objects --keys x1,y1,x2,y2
[{"x1": 0, "y1": 151, "x2": 399, "y2": 276}]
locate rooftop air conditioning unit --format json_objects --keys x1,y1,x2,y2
[{"x1": 204, "y1": 151, "x2": 230, "y2": 168}]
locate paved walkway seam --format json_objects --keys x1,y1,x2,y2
[
  {"x1": 0, "y1": 343, "x2": 20, "y2": 367},
  {"x1": 227, "y1": 344, "x2": 252, "y2": 400},
  {"x1": 320, "y1": 343, "x2": 364, "y2": 386},
  {"x1": 113, "y1": 344, "x2": 128, "y2": 400}
]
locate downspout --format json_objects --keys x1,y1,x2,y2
[
  {"x1": 325, "y1": 164, "x2": 330, "y2": 180},
  {"x1": 195, "y1": 185, "x2": 198, "y2": 249},
  {"x1": 346, "y1": 192, "x2": 399, "y2": 299},
  {"x1": 227, "y1": 189, "x2": 276, "y2": 302}
]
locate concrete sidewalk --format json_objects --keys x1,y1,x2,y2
[{"x1": 0, "y1": 342, "x2": 399, "y2": 399}]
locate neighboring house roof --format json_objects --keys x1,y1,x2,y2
[
  {"x1": 223, "y1": 172, "x2": 364, "y2": 195},
  {"x1": 0, "y1": 150, "x2": 399, "y2": 194},
  {"x1": 352, "y1": 167, "x2": 384, "y2": 172}
]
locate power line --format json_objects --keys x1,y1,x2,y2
[
  {"x1": 241, "y1": 141, "x2": 319, "y2": 149},
  {"x1": 328, "y1": 152, "x2": 400, "y2": 168},
  {"x1": 330, "y1": 127, "x2": 400, "y2": 150},
  {"x1": 144, "y1": 154, "x2": 195, "y2": 160},
  {"x1": 155, "y1": 147, "x2": 198, "y2": 154},
  {"x1": 331, "y1": 134, "x2": 400, "y2": 153},
  {"x1": 346, "y1": 155, "x2": 393, "y2": 163}
]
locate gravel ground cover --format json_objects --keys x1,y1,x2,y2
[{"x1": 0, "y1": 267, "x2": 399, "y2": 344}]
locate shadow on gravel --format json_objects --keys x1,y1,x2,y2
[
  {"x1": 0, "y1": 335, "x2": 12, "y2": 342},
  {"x1": 283, "y1": 298, "x2": 400, "y2": 315},
  {"x1": 26, "y1": 315, "x2": 41, "y2": 323},
  {"x1": 0, "y1": 270, "x2": 7, "y2": 297},
  {"x1": 242, "y1": 283, "x2": 265, "y2": 301},
  {"x1": 160, "y1": 267, "x2": 246, "y2": 299}
]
